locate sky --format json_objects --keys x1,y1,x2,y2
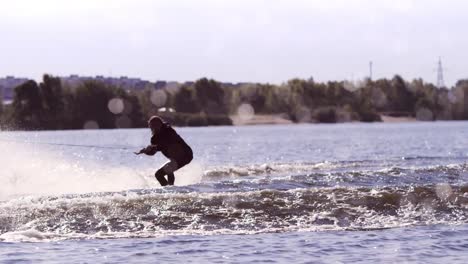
[{"x1": 1, "y1": 0, "x2": 467, "y2": 86}]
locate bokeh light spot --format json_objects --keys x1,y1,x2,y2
[
  {"x1": 237, "y1": 103, "x2": 254, "y2": 121},
  {"x1": 108, "y1": 98, "x2": 125, "y2": 114},
  {"x1": 150, "y1": 90, "x2": 167, "y2": 107}
]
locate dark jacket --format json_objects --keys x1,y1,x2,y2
[{"x1": 150, "y1": 123, "x2": 193, "y2": 166}]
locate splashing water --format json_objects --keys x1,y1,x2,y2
[
  {"x1": 0, "y1": 140, "x2": 203, "y2": 199},
  {"x1": 0, "y1": 122, "x2": 467, "y2": 243}
]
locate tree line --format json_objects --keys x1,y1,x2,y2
[{"x1": 0, "y1": 74, "x2": 467, "y2": 130}]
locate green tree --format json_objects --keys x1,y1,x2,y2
[
  {"x1": 11, "y1": 80, "x2": 44, "y2": 129},
  {"x1": 174, "y1": 85, "x2": 200, "y2": 113},
  {"x1": 193, "y1": 78, "x2": 227, "y2": 114},
  {"x1": 40, "y1": 74, "x2": 65, "y2": 129},
  {"x1": 452, "y1": 80, "x2": 468, "y2": 119},
  {"x1": 388, "y1": 75, "x2": 415, "y2": 112},
  {"x1": 69, "y1": 81, "x2": 116, "y2": 129},
  {"x1": 0, "y1": 88, "x2": 3, "y2": 115},
  {"x1": 114, "y1": 88, "x2": 145, "y2": 128}
]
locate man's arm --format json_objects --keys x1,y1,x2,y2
[{"x1": 134, "y1": 145, "x2": 158, "y2": 155}]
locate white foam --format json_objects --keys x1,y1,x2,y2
[
  {"x1": 0, "y1": 229, "x2": 56, "y2": 242},
  {"x1": 203, "y1": 161, "x2": 336, "y2": 178},
  {"x1": 0, "y1": 141, "x2": 203, "y2": 199}
]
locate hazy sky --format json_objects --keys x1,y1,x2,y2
[{"x1": 1, "y1": 0, "x2": 467, "y2": 86}]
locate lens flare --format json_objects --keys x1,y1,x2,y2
[
  {"x1": 150, "y1": 90, "x2": 167, "y2": 107},
  {"x1": 237, "y1": 103, "x2": 254, "y2": 121},
  {"x1": 108, "y1": 98, "x2": 124, "y2": 114}
]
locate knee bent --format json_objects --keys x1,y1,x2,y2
[{"x1": 155, "y1": 169, "x2": 166, "y2": 179}]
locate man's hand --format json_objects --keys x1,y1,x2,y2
[
  {"x1": 134, "y1": 145, "x2": 158, "y2": 155},
  {"x1": 134, "y1": 148, "x2": 146, "y2": 155}
]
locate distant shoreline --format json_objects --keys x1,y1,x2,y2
[
  {"x1": 230, "y1": 114, "x2": 293, "y2": 126},
  {"x1": 379, "y1": 115, "x2": 417, "y2": 123},
  {"x1": 3, "y1": 75, "x2": 467, "y2": 130},
  {"x1": 230, "y1": 114, "x2": 418, "y2": 126}
]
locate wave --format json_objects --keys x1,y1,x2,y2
[
  {"x1": 1, "y1": 184, "x2": 467, "y2": 242},
  {"x1": 203, "y1": 160, "x2": 467, "y2": 178},
  {"x1": 203, "y1": 162, "x2": 334, "y2": 177},
  {"x1": 202, "y1": 162, "x2": 468, "y2": 190}
]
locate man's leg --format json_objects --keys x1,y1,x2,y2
[
  {"x1": 155, "y1": 168, "x2": 168, "y2": 186},
  {"x1": 167, "y1": 173, "x2": 175, "y2": 185},
  {"x1": 155, "y1": 160, "x2": 178, "y2": 186}
]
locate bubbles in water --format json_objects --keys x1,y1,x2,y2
[
  {"x1": 108, "y1": 98, "x2": 124, "y2": 114},
  {"x1": 150, "y1": 89, "x2": 167, "y2": 107},
  {"x1": 83, "y1": 120, "x2": 99, "y2": 129},
  {"x1": 237, "y1": 103, "x2": 254, "y2": 121}
]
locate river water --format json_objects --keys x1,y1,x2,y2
[{"x1": 0, "y1": 122, "x2": 467, "y2": 263}]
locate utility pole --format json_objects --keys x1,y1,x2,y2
[{"x1": 369, "y1": 61, "x2": 373, "y2": 80}]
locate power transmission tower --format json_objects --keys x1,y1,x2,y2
[{"x1": 436, "y1": 57, "x2": 445, "y2": 88}]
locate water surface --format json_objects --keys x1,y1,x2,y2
[{"x1": 0, "y1": 122, "x2": 467, "y2": 263}]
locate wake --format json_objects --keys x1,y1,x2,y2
[{"x1": 0, "y1": 140, "x2": 203, "y2": 199}]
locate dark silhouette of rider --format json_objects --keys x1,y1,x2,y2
[{"x1": 135, "y1": 116, "x2": 193, "y2": 186}]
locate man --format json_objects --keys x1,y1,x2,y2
[{"x1": 135, "y1": 116, "x2": 193, "y2": 186}]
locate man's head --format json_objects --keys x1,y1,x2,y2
[{"x1": 148, "y1": 115, "x2": 164, "y2": 134}]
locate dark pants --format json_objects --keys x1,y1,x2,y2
[{"x1": 155, "y1": 156, "x2": 192, "y2": 186}]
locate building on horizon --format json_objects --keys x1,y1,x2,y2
[{"x1": 0, "y1": 76, "x2": 29, "y2": 103}]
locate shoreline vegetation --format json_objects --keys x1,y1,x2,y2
[{"x1": 0, "y1": 74, "x2": 467, "y2": 130}]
